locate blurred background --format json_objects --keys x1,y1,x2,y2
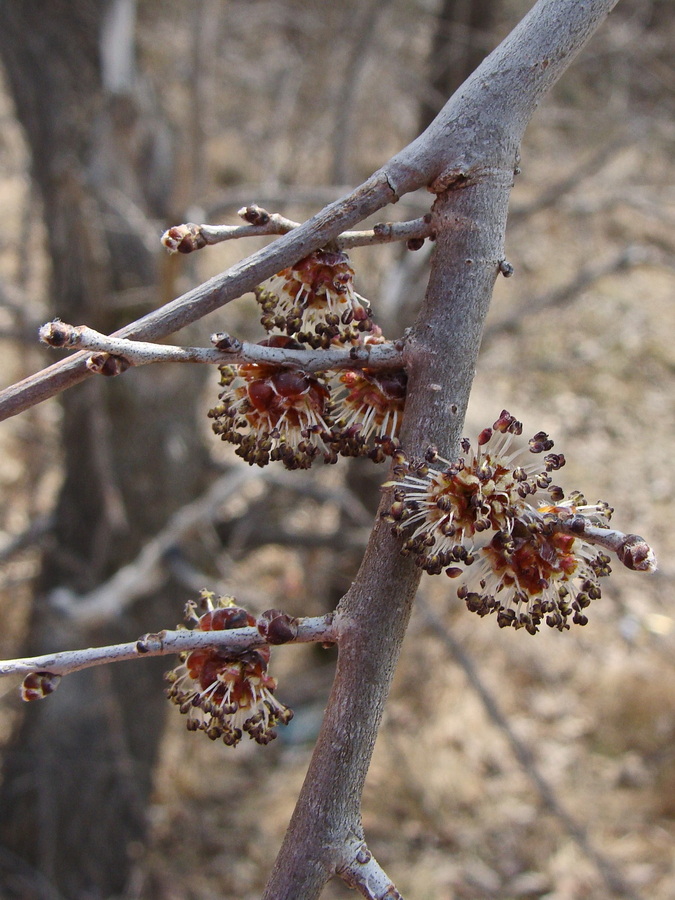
[{"x1": 0, "y1": 1, "x2": 673, "y2": 898}]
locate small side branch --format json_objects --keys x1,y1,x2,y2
[
  {"x1": 0, "y1": 614, "x2": 336, "y2": 680},
  {"x1": 557, "y1": 518, "x2": 657, "y2": 572},
  {"x1": 39, "y1": 321, "x2": 406, "y2": 374},
  {"x1": 339, "y1": 840, "x2": 404, "y2": 900},
  {"x1": 161, "y1": 206, "x2": 434, "y2": 254}
]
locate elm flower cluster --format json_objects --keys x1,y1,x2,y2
[
  {"x1": 210, "y1": 253, "x2": 406, "y2": 467},
  {"x1": 165, "y1": 592, "x2": 293, "y2": 746},
  {"x1": 208, "y1": 336, "x2": 336, "y2": 470},
  {"x1": 255, "y1": 249, "x2": 374, "y2": 348},
  {"x1": 386, "y1": 410, "x2": 628, "y2": 634},
  {"x1": 329, "y1": 367, "x2": 406, "y2": 461},
  {"x1": 329, "y1": 331, "x2": 407, "y2": 461}
]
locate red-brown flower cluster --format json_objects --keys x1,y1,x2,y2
[
  {"x1": 386, "y1": 411, "x2": 634, "y2": 634},
  {"x1": 165, "y1": 592, "x2": 292, "y2": 746}
]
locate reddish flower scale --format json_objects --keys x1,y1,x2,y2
[
  {"x1": 165, "y1": 593, "x2": 293, "y2": 746},
  {"x1": 386, "y1": 411, "x2": 617, "y2": 633},
  {"x1": 255, "y1": 249, "x2": 374, "y2": 348},
  {"x1": 208, "y1": 336, "x2": 337, "y2": 469}
]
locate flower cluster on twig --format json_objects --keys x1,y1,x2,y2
[
  {"x1": 165, "y1": 591, "x2": 293, "y2": 746},
  {"x1": 386, "y1": 410, "x2": 656, "y2": 634},
  {"x1": 209, "y1": 246, "x2": 408, "y2": 468}
]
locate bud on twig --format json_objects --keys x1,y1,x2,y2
[{"x1": 257, "y1": 609, "x2": 299, "y2": 644}]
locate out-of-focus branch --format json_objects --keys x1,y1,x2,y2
[
  {"x1": 38, "y1": 321, "x2": 405, "y2": 375},
  {"x1": 203, "y1": 185, "x2": 431, "y2": 219},
  {"x1": 508, "y1": 136, "x2": 629, "y2": 223},
  {"x1": 418, "y1": 596, "x2": 642, "y2": 900},
  {"x1": 47, "y1": 467, "x2": 258, "y2": 627},
  {"x1": 0, "y1": 614, "x2": 336, "y2": 681},
  {"x1": 0, "y1": 515, "x2": 53, "y2": 565},
  {"x1": 45, "y1": 462, "x2": 375, "y2": 630},
  {"x1": 482, "y1": 246, "x2": 653, "y2": 346}
]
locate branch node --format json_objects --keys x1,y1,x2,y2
[
  {"x1": 86, "y1": 353, "x2": 131, "y2": 377},
  {"x1": 210, "y1": 332, "x2": 243, "y2": 353},
  {"x1": 257, "y1": 610, "x2": 299, "y2": 644},
  {"x1": 499, "y1": 258, "x2": 515, "y2": 277},
  {"x1": 238, "y1": 204, "x2": 271, "y2": 225},
  {"x1": 161, "y1": 223, "x2": 207, "y2": 254},
  {"x1": 617, "y1": 534, "x2": 657, "y2": 572},
  {"x1": 21, "y1": 671, "x2": 61, "y2": 702},
  {"x1": 136, "y1": 631, "x2": 166, "y2": 654},
  {"x1": 39, "y1": 319, "x2": 77, "y2": 348}
]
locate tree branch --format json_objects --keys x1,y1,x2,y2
[
  {"x1": 338, "y1": 840, "x2": 404, "y2": 900},
  {"x1": 0, "y1": 0, "x2": 619, "y2": 423},
  {"x1": 38, "y1": 321, "x2": 405, "y2": 374},
  {"x1": 0, "y1": 614, "x2": 336, "y2": 681},
  {"x1": 161, "y1": 207, "x2": 434, "y2": 254},
  {"x1": 260, "y1": 2, "x2": 622, "y2": 897}
]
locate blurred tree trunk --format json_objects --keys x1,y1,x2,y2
[
  {"x1": 419, "y1": 0, "x2": 501, "y2": 131},
  {"x1": 0, "y1": 2, "x2": 208, "y2": 898}
]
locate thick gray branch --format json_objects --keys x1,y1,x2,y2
[
  {"x1": 261, "y1": 2, "x2": 621, "y2": 897},
  {"x1": 0, "y1": 0, "x2": 619, "y2": 423}
]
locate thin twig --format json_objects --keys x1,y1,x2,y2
[
  {"x1": 0, "y1": 614, "x2": 336, "y2": 680},
  {"x1": 556, "y1": 519, "x2": 656, "y2": 572},
  {"x1": 339, "y1": 839, "x2": 404, "y2": 900},
  {"x1": 0, "y1": 172, "x2": 401, "y2": 421},
  {"x1": 161, "y1": 208, "x2": 434, "y2": 254},
  {"x1": 38, "y1": 321, "x2": 406, "y2": 374}
]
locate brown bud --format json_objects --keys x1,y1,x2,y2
[
  {"x1": 211, "y1": 332, "x2": 243, "y2": 352},
  {"x1": 238, "y1": 204, "x2": 270, "y2": 226},
  {"x1": 21, "y1": 671, "x2": 61, "y2": 702},
  {"x1": 161, "y1": 223, "x2": 207, "y2": 254},
  {"x1": 86, "y1": 353, "x2": 131, "y2": 377},
  {"x1": 39, "y1": 320, "x2": 74, "y2": 348},
  {"x1": 617, "y1": 535, "x2": 657, "y2": 572},
  {"x1": 257, "y1": 609, "x2": 299, "y2": 644},
  {"x1": 406, "y1": 237, "x2": 425, "y2": 251}
]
